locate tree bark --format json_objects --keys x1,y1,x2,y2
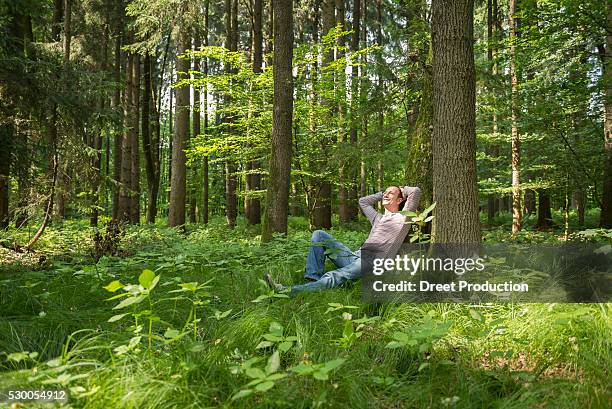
[
  {"x1": 312, "y1": 0, "x2": 335, "y2": 230},
  {"x1": 600, "y1": 4, "x2": 612, "y2": 228},
  {"x1": 346, "y1": 0, "x2": 361, "y2": 221},
  {"x1": 223, "y1": 0, "x2": 239, "y2": 228},
  {"x1": 509, "y1": 0, "x2": 522, "y2": 235},
  {"x1": 56, "y1": 0, "x2": 72, "y2": 219},
  {"x1": 191, "y1": 31, "x2": 201, "y2": 224},
  {"x1": 168, "y1": 28, "x2": 190, "y2": 228},
  {"x1": 535, "y1": 190, "x2": 554, "y2": 229},
  {"x1": 143, "y1": 54, "x2": 160, "y2": 224},
  {"x1": 246, "y1": 0, "x2": 263, "y2": 225},
  {"x1": 406, "y1": 46, "x2": 433, "y2": 209},
  {"x1": 117, "y1": 54, "x2": 133, "y2": 222},
  {"x1": 112, "y1": 27, "x2": 122, "y2": 221},
  {"x1": 337, "y1": 0, "x2": 349, "y2": 223},
  {"x1": 0, "y1": 124, "x2": 11, "y2": 230},
  {"x1": 130, "y1": 55, "x2": 140, "y2": 224},
  {"x1": 431, "y1": 0, "x2": 480, "y2": 244},
  {"x1": 359, "y1": 0, "x2": 368, "y2": 201},
  {"x1": 262, "y1": 0, "x2": 293, "y2": 240},
  {"x1": 202, "y1": 0, "x2": 210, "y2": 224}
]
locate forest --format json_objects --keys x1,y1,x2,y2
[{"x1": 0, "y1": 0, "x2": 610, "y2": 407}]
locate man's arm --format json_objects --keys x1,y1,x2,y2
[
  {"x1": 401, "y1": 186, "x2": 422, "y2": 213},
  {"x1": 359, "y1": 192, "x2": 383, "y2": 225}
]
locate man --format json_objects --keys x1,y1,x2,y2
[{"x1": 265, "y1": 185, "x2": 421, "y2": 295}]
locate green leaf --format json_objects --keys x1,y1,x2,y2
[
  {"x1": 422, "y1": 202, "x2": 436, "y2": 216},
  {"x1": 418, "y1": 362, "x2": 430, "y2": 372},
  {"x1": 313, "y1": 371, "x2": 329, "y2": 381},
  {"x1": 164, "y1": 328, "x2": 180, "y2": 339},
  {"x1": 256, "y1": 341, "x2": 274, "y2": 349},
  {"x1": 231, "y1": 389, "x2": 253, "y2": 401},
  {"x1": 108, "y1": 313, "x2": 128, "y2": 322},
  {"x1": 103, "y1": 280, "x2": 124, "y2": 293},
  {"x1": 262, "y1": 334, "x2": 284, "y2": 342},
  {"x1": 255, "y1": 381, "x2": 275, "y2": 392},
  {"x1": 278, "y1": 341, "x2": 293, "y2": 352},
  {"x1": 269, "y1": 322, "x2": 284, "y2": 336},
  {"x1": 245, "y1": 367, "x2": 266, "y2": 379},
  {"x1": 139, "y1": 269, "x2": 156, "y2": 289},
  {"x1": 469, "y1": 308, "x2": 483, "y2": 321},
  {"x1": 265, "y1": 351, "x2": 281, "y2": 374},
  {"x1": 113, "y1": 294, "x2": 146, "y2": 310},
  {"x1": 324, "y1": 358, "x2": 345, "y2": 371}
]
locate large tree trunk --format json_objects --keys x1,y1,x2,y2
[
  {"x1": 431, "y1": 0, "x2": 480, "y2": 244},
  {"x1": 509, "y1": 0, "x2": 522, "y2": 235},
  {"x1": 262, "y1": 0, "x2": 293, "y2": 240},
  {"x1": 311, "y1": 0, "x2": 335, "y2": 230},
  {"x1": 168, "y1": 29, "x2": 190, "y2": 228},
  {"x1": 535, "y1": 190, "x2": 554, "y2": 229},
  {"x1": 52, "y1": 0, "x2": 63, "y2": 41},
  {"x1": 600, "y1": 5, "x2": 612, "y2": 228},
  {"x1": 245, "y1": 0, "x2": 263, "y2": 225}
]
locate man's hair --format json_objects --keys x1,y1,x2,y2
[
  {"x1": 391, "y1": 185, "x2": 407, "y2": 209},
  {"x1": 389, "y1": 185, "x2": 403, "y2": 200}
]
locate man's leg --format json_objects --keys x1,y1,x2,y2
[
  {"x1": 293, "y1": 256, "x2": 361, "y2": 295},
  {"x1": 305, "y1": 230, "x2": 355, "y2": 280}
]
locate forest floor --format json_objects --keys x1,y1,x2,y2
[{"x1": 0, "y1": 211, "x2": 610, "y2": 408}]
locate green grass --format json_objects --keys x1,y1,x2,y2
[{"x1": 0, "y1": 217, "x2": 610, "y2": 408}]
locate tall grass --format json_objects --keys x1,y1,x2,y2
[{"x1": 0, "y1": 217, "x2": 610, "y2": 408}]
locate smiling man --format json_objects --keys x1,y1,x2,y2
[{"x1": 265, "y1": 186, "x2": 421, "y2": 296}]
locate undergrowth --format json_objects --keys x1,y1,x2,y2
[{"x1": 0, "y1": 216, "x2": 610, "y2": 408}]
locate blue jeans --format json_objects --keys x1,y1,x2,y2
[{"x1": 290, "y1": 230, "x2": 361, "y2": 295}]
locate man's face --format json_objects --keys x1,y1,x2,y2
[{"x1": 382, "y1": 186, "x2": 403, "y2": 210}]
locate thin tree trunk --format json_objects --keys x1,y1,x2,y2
[
  {"x1": 262, "y1": 0, "x2": 294, "y2": 240},
  {"x1": 130, "y1": 56, "x2": 140, "y2": 224},
  {"x1": 486, "y1": 0, "x2": 497, "y2": 225},
  {"x1": 337, "y1": 0, "x2": 349, "y2": 223},
  {"x1": 224, "y1": 0, "x2": 239, "y2": 228},
  {"x1": 56, "y1": 0, "x2": 72, "y2": 219},
  {"x1": 376, "y1": 0, "x2": 384, "y2": 210},
  {"x1": 246, "y1": 0, "x2": 263, "y2": 225},
  {"x1": 600, "y1": 5, "x2": 612, "y2": 228},
  {"x1": 347, "y1": 0, "x2": 361, "y2": 221},
  {"x1": 431, "y1": 0, "x2": 480, "y2": 244},
  {"x1": 312, "y1": 0, "x2": 335, "y2": 230},
  {"x1": 191, "y1": 30, "x2": 201, "y2": 224},
  {"x1": 112, "y1": 28, "x2": 122, "y2": 221},
  {"x1": 168, "y1": 28, "x2": 190, "y2": 228},
  {"x1": 117, "y1": 54, "x2": 133, "y2": 222},
  {"x1": 143, "y1": 54, "x2": 159, "y2": 224},
  {"x1": 509, "y1": 0, "x2": 522, "y2": 235},
  {"x1": 359, "y1": 0, "x2": 368, "y2": 201},
  {"x1": 202, "y1": 0, "x2": 210, "y2": 224},
  {"x1": 0, "y1": 124, "x2": 11, "y2": 230}
]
